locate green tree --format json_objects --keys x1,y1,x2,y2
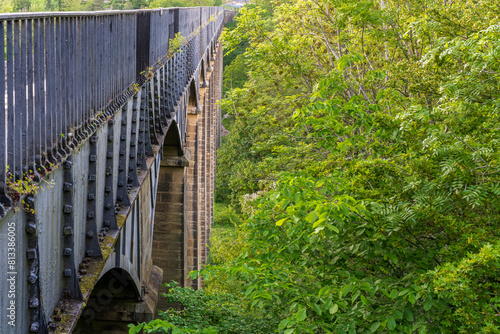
[
  {"x1": 61, "y1": 0, "x2": 85, "y2": 11},
  {"x1": 0, "y1": 0, "x2": 15, "y2": 12},
  {"x1": 13, "y1": 0, "x2": 31, "y2": 11},
  {"x1": 86, "y1": 0, "x2": 105, "y2": 11},
  {"x1": 28, "y1": 0, "x2": 46, "y2": 11},
  {"x1": 212, "y1": 0, "x2": 500, "y2": 333}
]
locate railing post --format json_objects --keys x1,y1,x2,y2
[{"x1": 136, "y1": 12, "x2": 151, "y2": 81}]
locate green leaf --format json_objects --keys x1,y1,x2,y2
[
  {"x1": 279, "y1": 319, "x2": 289, "y2": 330},
  {"x1": 360, "y1": 294, "x2": 369, "y2": 306},
  {"x1": 423, "y1": 295, "x2": 433, "y2": 311},
  {"x1": 312, "y1": 303, "x2": 322, "y2": 315},
  {"x1": 387, "y1": 253, "x2": 398, "y2": 264},
  {"x1": 327, "y1": 224, "x2": 340, "y2": 233},
  {"x1": 284, "y1": 329, "x2": 294, "y2": 334},
  {"x1": 329, "y1": 304, "x2": 339, "y2": 314},
  {"x1": 370, "y1": 322, "x2": 380, "y2": 332},
  {"x1": 389, "y1": 289, "x2": 398, "y2": 299},
  {"x1": 245, "y1": 285, "x2": 255, "y2": 296},
  {"x1": 404, "y1": 309, "x2": 414, "y2": 322},
  {"x1": 296, "y1": 308, "x2": 307, "y2": 322},
  {"x1": 276, "y1": 218, "x2": 287, "y2": 226},
  {"x1": 318, "y1": 287, "x2": 329, "y2": 297},
  {"x1": 387, "y1": 316, "x2": 396, "y2": 330},
  {"x1": 312, "y1": 218, "x2": 326, "y2": 228}
]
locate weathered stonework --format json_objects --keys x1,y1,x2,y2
[{"x1": 152, "y1": 40, "x2": 223, "y2": 298}]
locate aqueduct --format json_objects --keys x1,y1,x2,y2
[{"x1": 0, "y1": 7, "x2": 230, "y2": 333}]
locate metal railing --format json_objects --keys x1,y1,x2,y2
[{"x1": 0, "y1": 7, "x2": 223, "y2": 211}]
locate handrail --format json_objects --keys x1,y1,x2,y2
[
  {"x1": 0, "y1": 7, "x2": 211, "y2": 20},
  {"x1": 0, "y1": 6, "x2": 225, "y2": 214}
]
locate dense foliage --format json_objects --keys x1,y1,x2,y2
[
  {"x1": 137, "y1": 0, "x2": 500, "y2": 333},
  {"x1": 129, "y1": 281, "x2": 270, "y2": 334},
  {"x1": 211, "y1": 0, "x2": 500, "y2": 333}
]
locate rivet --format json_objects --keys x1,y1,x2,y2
[
  {"x1": 30, "y1": 322, "x2": 40, "y2": 332},
  {"x1": 28, "y1": 273, "x2": 38, "y2": 284},
  {"x1": 88, "y1": 193, "x2": 95, "y2": 200},
  {"x1": 29, "y1": 298, "x2": 39, "y2": 309},
  {"x1": 89, "y1": 155, "x2": 97, "y2": 162},
  {"x1": 63, "y1": 161, "x2": 72, "y2": 169},
  {"x1": 108, "y1": 135, "x2": 113, "y2": 142},
  {"x1": 89, "y1": 174, "x2": 96, "y2": 182},
  {"x1": 86, "y1": 231, "x2": 94, "y2": 239},
  {"x1": 63, "y1": 226, "x2": 73, "y2": 236},
  {"x1": 120, "y1": 150, "x2": 125, "y2": 156},
  {"x1": 107, "y1": 151, "x2": 113, "y2": 158},
  {"x1": 105, "y1": 203, "x2": 112, "y2": 210},
  {"x1": 26, "y1": 222, "x2": 36, "y2": 234},
  {"x1": 121, "y1": 135, "x2": 126, "y2": 141},
  {"x1": 63, "y1": 182, "x2": 73, "y2": 192},
  {"x1": 119, "y1": 165, "x2": 125, "y2": 171},
  {"x1": 63, "y1": 205, "x2": 72, "y2": 214},
  {"x1": 63, "y1": 248, "x2": 72, "y2": 256},
  {"x1": 25, "y1": 196, "x2": 35, "y2": 207},
  {"x1": 118, "y1": 181, "x2": 124, "y2": 187},
  {"x1": 90, "y1": 136, "x2": 97, "y2": 143},
  {"x1": 104, "y1": 220, "x2": 110, "y2": 227},
  {"x1": 109, "y1": 119, "x2": 114, "y2": 125},
  {"x1": 105, "y1": 186, "x2": 111, "y2": 193},
  {"x1": 87, "y1": 211, "x2": 95, "y2": 219},
  {"x1": 27, "y1": 248, "x2": 37, "y2": 260},
  {"x1": 63, "y1": 269, "x2": 72, "y2": 277},
  {"x1": 86, "y1": 250, "x2": 94, "y2": 257},
  {"x1": 117, "y1": 196, "x2": 123, "y2": 202}
]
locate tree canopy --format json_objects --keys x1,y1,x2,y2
[{"x1": 206, "y1": 0, "x2": 500, "y2": 333}]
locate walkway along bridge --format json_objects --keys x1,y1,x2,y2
[{"x1": 0, "y1": 7, "x2": 230, "y2": 333}]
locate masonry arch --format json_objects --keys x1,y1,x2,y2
[
  {"x1": 73, "y1": 268, "x2": 141, "y2": 333},
  {"x1": 188, "y1": 79, "x2": 199, "y2": 111},
  {"x1": 163, "y1": 120, "x2": 183, "y2": 157},
  {"x1": 151, "y1": 118, "x2": 192, "y2": 311},
  {"x1": 199, "y1": 59, "x2": 207, "y2": 87}
]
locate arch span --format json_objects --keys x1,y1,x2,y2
[
  {"x1": 188, "y1": 79, "x2": 199, "y2": 112},
  {"x1": 73, "y1": 268, "x2": 149, "y2": 333}
]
